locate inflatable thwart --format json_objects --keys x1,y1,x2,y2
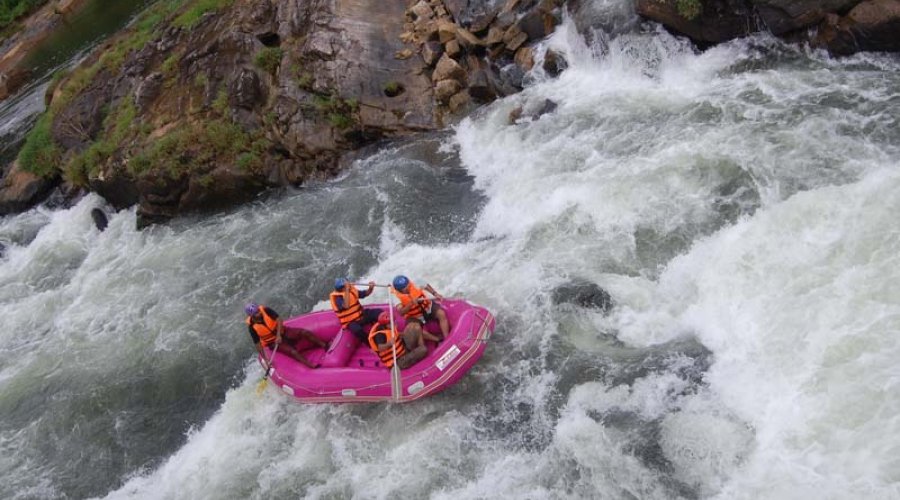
[{"x1": 262, "y1": 299, "x2": 495, "y2": 403}]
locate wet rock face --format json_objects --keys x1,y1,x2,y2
[
  {"x1": 814, "y1": 0, "x2": 900, "y2": 54},
  {"x1": 3, "y1": 0, "x2": 574, "y2": 225},
  {"x1": 634, "y1": 0, "x2": 759, "y2": 45},
  {"x1": 0, "y1": 162, "x2": 59, "y2": 216},
  {"x1": 634, "y1": 0, "x2": 897, "y2": 55},
  {"x1": 753, "y1": 0, "x2": 862, "y2": 34}
]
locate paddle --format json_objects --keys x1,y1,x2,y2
[{"x1": 255, "y1": 342, "x2": 280, "y2": 394}]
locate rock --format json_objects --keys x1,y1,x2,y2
[
  {"x1": 634, "y1": 0, "x2": 758, "y2": 45},
  {"x1": 485, "y1": 25, "x2": 505, "y2": 45},
  {"x1": 445, "y1": 39, "x2": 461, "y2": 58},
  {"x1": 516, "y1": 10, "x2": 551, "y2": 40},
  {"x1": 229, "y1": 68, "x2": 263, "y2": 110},
  {"x1": 542, "y1": 49, "x2": 567, "y2": 77},
  {"x1": 754, "y1": 0, "x2": 862, "y2": 35},
  {"x1": 395, "y1": 48, "x2": 415, "y2": 59},
  {"x1": 455, "y1": 26, "x2": 482, "y2": 49},
  {"x1": 509, "y1": 98, "x2": 557, "y2": 123},
  {"x1": 52, "y1": 84, "x2": 110, "y2": 150},
  {"x1": 448, "y1": 90, "x2": 470, "y2": 113},
  {"x1": 434, "y1": 78, "x2": 462, "y2": 103},
  {"x1": 467, "y1": 68, "x2": 497, "y2": 102},
  {"x1": 90, "y1": 208, "x2": 109, "y2": 231},
  {"x1": 134, "y1": 72, "x2": 164, "y2": 112},
  {"x1": 437, "y1": 20, "x2": 457, "y2": 43},
  {"x1": 506, "y1": 31, "x2": 529, "y2": 52},
  {"x1": 0, "y1": 67, "x2": 31, "y2": 101},
  {"x1": 409, "y1": 1, "x2": 435, "y2": 22},
  {"x1": 567, "y1": 0, "x2": 638, "y2": 42},
  {"x1": 508, "y1": 105, "x2": 523, "y2": 124},
  {"x1": 552, "y1": 281, "x2": 614, "y2": 312},
  {"x1": 0, "y1": 162, "x2": 60, "y2": 215},
  {"x1": 814, "y1": 0, "x2": 900, "y2": 54},
  {"x1": 422, "y1": 41, "x2": 444, "y2": 66},
  {"x1": 515, "y1": 46, "x2": 535, "y2": 70},
  {"x1": 500, "y1": 63, "x2": 525, "y2": 89},
  {"x1": 432, "y1": 54, "x2": 467, "y2": 83},
  {"x1": 532, "y1": 98, "x2": 557, "y2": 118}
]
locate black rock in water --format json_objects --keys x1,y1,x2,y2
[
  {"x1": 91, "y1": 208, "x2": 109, "y2": 232},
  {"x1": 552, "y1": 281, "x2": 614, "y2": 312}
]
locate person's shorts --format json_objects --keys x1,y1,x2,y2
[{"x1": 409, "y1": 302, "x2": 442, "y2": 325}]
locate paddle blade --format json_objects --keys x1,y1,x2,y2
[{"x1": 255, "y1": 376, "x2": 269, "y2": 395}]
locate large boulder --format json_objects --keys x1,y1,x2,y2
[
  {"x1": 752, "y1": 0, "x2": 862, "y2": 34},
  {"x1": 0, "y1": 161, "x2": 59, "y2": 215},
  {"x1": 635, "y1": 0, "x2": 758, "y2": 45},
  {"x1": 814, "y1": 0, "x2": 900, "y2": 54}
]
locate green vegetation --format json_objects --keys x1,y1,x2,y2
[
  {"x1": 0, "y1": 0, "x2": 47, "y2": 32},
  {"x1": 17, "y1": 0, "x2": 271, "y2": 186},
  {"x1": 312, "y1": 94, "x2": 359, "y2": 130},
  {"x1": 676, "y1": 0, "x2": 702, "y2": 20},
  {"x1": 173, "y1": 0, "x2": 233, "y2": 28},
  {"x1": 63, "y1": 99, "x2": 138, "y2": 185},
  {"x1": 17, "y1": 113, "x2": 60, "y2": 177},
  {"x1": 254, "y1": 47, "x2": 283, "y2": 75},
  {"x1": 295, "y1": 71, "x2": 314, "y2": 90},
  {"x1": 18, "y1": 0, "x2": 186, "y2": 179},
  {"x1": 127, "y1": 118, "x2": 270, "y2": 177},
  {"x1": 161, "y1": 52, "x2": 180, "y2": 76},
  {"x1": 383, "y1": 81, "x2": 404, "y2": 97}
]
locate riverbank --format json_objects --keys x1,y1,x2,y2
[{"x1": 1, "y1": 0, "x2": 899, "y2": 228}]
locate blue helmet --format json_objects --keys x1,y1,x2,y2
[
  {"x1": 334, "y1": 277, "x2": 347, "y2": 290},
  {"x1": 392, "y1": 275, "x2": 409, "y2": 290},
  {"x1": 244, "y1": 302, "x2": 259, "y2": 316}
]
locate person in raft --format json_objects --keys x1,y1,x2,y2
[
  {"x1": 368, "y1": 312, "x2": 427, "y2": 369},
  {"x1": 329, "y1": 278, "x2": 382, "y2": 343},
  {"x1": 390, "y1": 275, "x2": 449, "y2": 341},
  {"x1": 244, "y1": 302, "x2": 327, "y2": 369}
]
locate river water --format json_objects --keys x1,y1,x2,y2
[{"x1": 1, "y1": 4, "x2": 899, "y2": 500}]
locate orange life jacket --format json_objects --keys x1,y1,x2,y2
[
  {"x1": 392, "y1": 282, "x2": 431, "y2": 320},
  {"x1": 330, "y1": 286, "x2": 363, "y2": 327},
  {"x1": 368, "y1": 324, "x2": 406, "y2": 369},
  {"x1": 246, "y1": 306, "x2": 279, "y2": 346}
]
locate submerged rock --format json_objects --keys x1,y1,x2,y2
[{"x1": 552, "y1": 281, "x2": 614, "y2": 312}]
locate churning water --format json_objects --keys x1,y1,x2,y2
[{"x1": 1, "y1": 8, "x2": 899, "y2": 500}]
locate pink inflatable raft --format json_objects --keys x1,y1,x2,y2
[{"x1": 262, "y1": 299, "x2": 495, "y2": 403}]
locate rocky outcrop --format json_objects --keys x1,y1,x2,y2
[
  {"x1": 3, "y1": 0, "x2": 451, "y2": 226},
  {"x1": 634, "y1": 0, "x2": 900, "y2": 55},
  {"x1": 0, "y1": 161, "x2": 58, "y2": 215},
  {"x1": 754, "y1": 0, "x2": 862, "y2": 34},
  {"x1": 0, "y1": 0, "x2": 574, "y2": 226},
  {"x1": 813, "y1": 0, "x2": 900, "y2": 54},
  {"x1": 634, "y1": 0, "x2": 758, "y2": 45},
  {"x1": 398, "y1": 0, "x2": 567, "y2": 116}
]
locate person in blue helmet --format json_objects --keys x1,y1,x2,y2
[
  {"x1": 329, "y1": 278, "x2": 383, "y2": 343},
  {"x1": 390, "y1": 275, "x2": 449, "y2": 341},
  {"x1": 244, "y1": 302, "x2": 327, "y2": 369}
]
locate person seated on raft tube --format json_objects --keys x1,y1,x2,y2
[
  {"x1": 329, "y1": 278, "x2": 382, "y2": 343},
  {"x1": 390, "y1": 275, "x2": 449, "y2": 342},
  {"x1": 368, "y1": 312, "x2": 428, "y2": 370},
  {"x1": 245, "y1": 302, "x2": 327, "y2": 369}
]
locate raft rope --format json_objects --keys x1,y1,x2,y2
[{"x1": 388, "y1": 286, "x2": 402, "y2": 402}]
